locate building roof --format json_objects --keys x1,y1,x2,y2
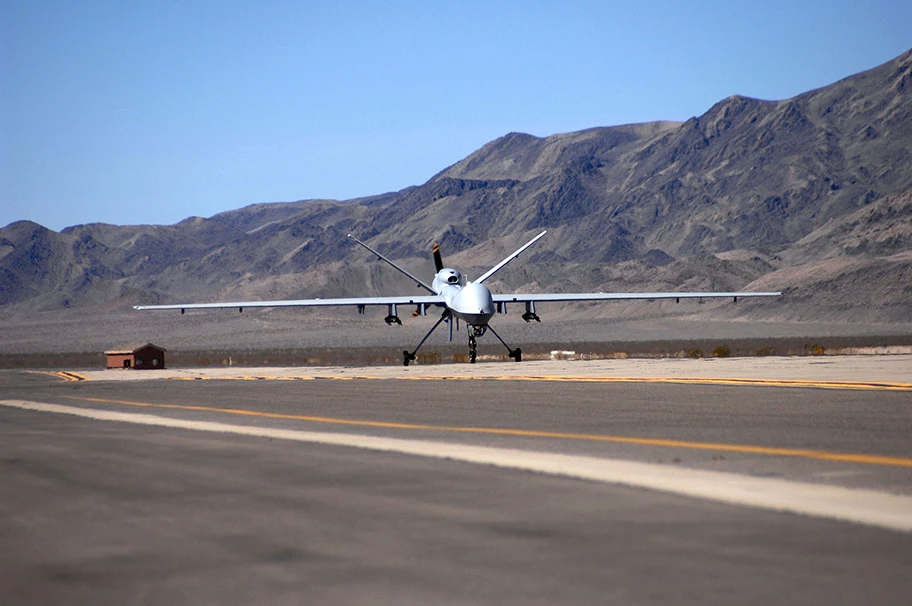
[{"x1": 104, "y1": 343, "x2": 167, "y2": 355}]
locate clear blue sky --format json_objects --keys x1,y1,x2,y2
[{"x1": 2, "y1": 1, "x2": 910, "y2": 231}]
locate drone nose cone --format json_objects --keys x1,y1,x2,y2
[
  {"x1": 452, "y1": 282, "x2": 495, "y2": 324},
  {"x1": 460, "y1": 282, "x2": 495, "y2": 312}
]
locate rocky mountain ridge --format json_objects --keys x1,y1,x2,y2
[{"x1": 2, "y1": 49, "x2": 911, "y2": 328}]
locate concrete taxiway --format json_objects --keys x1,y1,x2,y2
[{"x1": 1, "y1": 357, "x2": 911, "y2": 604}]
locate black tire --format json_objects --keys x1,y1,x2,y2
[
  {"x1": 403, "y1": 351, "x2": 411, "y2": 367},
  {"x1": 513, "y1": 347, "x2": 522, "y2": 362}
]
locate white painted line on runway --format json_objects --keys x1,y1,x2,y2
[{"x1": 4, "y1": 399, "x2": 912, "y2": 534}]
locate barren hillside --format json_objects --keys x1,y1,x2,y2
[{"x1": 2, "y1": 49, "x2": 911, "y2": 356}]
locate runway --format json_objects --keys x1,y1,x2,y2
[{"x1": 2, "y1": 361, "x2": 911, "y2": 604}]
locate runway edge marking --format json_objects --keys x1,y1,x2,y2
[{"x1": 3, "y1": 399, "x2": 912, "y2": 534}]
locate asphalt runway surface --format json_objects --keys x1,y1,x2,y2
[{"x1": 2, "y1": 368, "x2": 911, "y2": 605}]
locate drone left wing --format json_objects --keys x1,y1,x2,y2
[{"x1": 135, "y1": 294, "x2": 446, "y2": 312}]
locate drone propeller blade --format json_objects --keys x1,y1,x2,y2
[{"x1": 433, "y1": 243, "x2": 444, "y2": 272}]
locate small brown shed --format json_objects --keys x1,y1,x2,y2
[{"x1": 105, "y1": 343, "x2": 167, "y2": 370}]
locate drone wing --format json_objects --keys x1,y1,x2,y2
[
  {"x1": 135, "y1": 294, "x2": 445, "y2": 313},
  {"x1": 491, "y1": 291, "x2": 782, "y2": 304}
]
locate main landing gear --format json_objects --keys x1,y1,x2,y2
[
  {"x1": 484, "y1": 323, "x2": 521, "y2": 363},
  {"x1": 400, "y1": 313, "x2": 523, "y2": 366},
  {"x1": 402, "y1": 311, "x2": 449, "y2": 367}
]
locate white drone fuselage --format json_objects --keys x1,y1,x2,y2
[{"x1": 433, "y1": 268, "x2": 495, "y2": 327}]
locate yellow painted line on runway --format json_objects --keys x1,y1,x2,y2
[
  {"x1": 61, "y1": 371, "x2": 90, "y2": 381},
  {"x1": 480, "y1": 376, "x2": 912, "y2": 392},
  {"x1": 413, "y1": 375, "x2": 912, "y2": 391},
  {"x1": 25, "y1": 370, "x2": 90, "y2": 382},
  {"x1": 162, "y1": 373, "x2": 912, "y2": 391},
  {"x1": 61, "y1": 394, "x2": 912, "y2": 469}
]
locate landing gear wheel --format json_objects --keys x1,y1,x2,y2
[
  {"x1": 469, "y1": 335, "x2": 477, "y2": 364},
  {"x1": 509, "y1": 347, "x2": 522, "y2": 362},
  {"x1": 403, "y1": 350, "x2": 413, "y2": 367}
]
